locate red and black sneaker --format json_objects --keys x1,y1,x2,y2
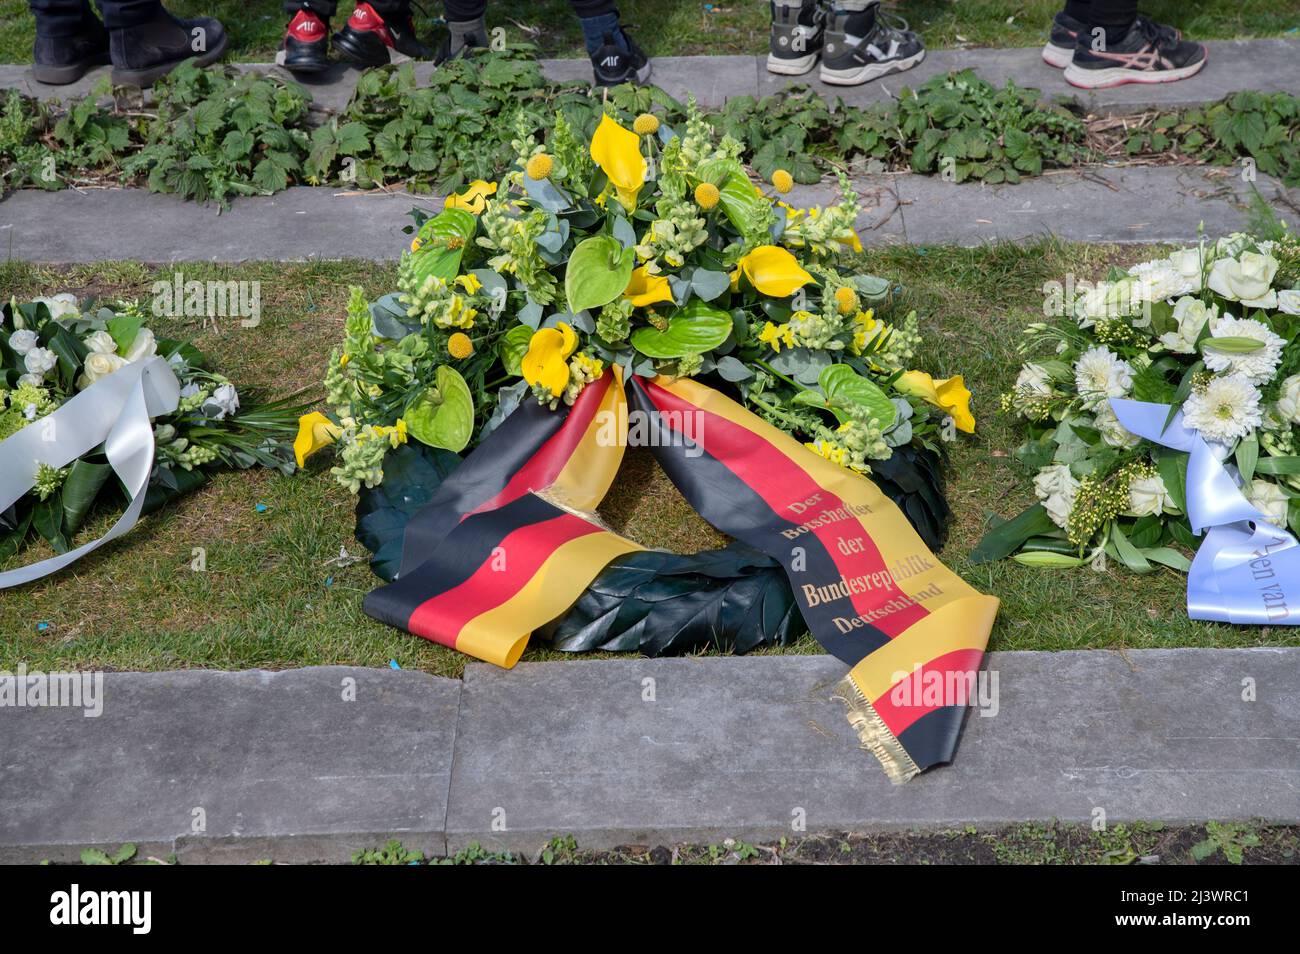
[
  {"x1": 333, "y1": 3, "x2": 432, "y2": 68},
  {"x1": 282, "y1": 9, "x2": 331, "y2": 74}
]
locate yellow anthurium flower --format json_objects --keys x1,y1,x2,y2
[
  {"x1": 896, "y1": 371, "x2": 976, "y2": 434},
  {"x1": 590, "y1": 113, "x2": 646, "y2": 211},
  {"x1": 444, "y1": 179, "x2": 498, "y2": 215},
  {"x1": 623, "y1": 266, "x2": 674, "y2": 307},
  {"x1": 294, "y1": 412, "x2": 343, "y2": 468},
  {"x1": 734, "y1": 245, "x2": 815, "y2": 298},
  {"x1": 522, "y1": 321, "x2": 579, "y2": 398}
]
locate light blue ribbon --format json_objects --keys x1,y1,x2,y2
[{"x1": 1110, "y1": 398, "x2": 1300, "y2": 625}]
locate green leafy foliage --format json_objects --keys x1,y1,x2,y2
[{"x1": 122, "y1": 63, "x2": 313, "y2": 207}]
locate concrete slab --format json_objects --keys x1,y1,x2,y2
[
  {"x1": 896, "y1": 165, "x2": 1300, "y2": 247},
  {"x1": 0, "y1": 666, "x2": 461, "y2": 863},
  {"x1": 757, "y1": 39, "x2": 1300, "y2": 114},
  {"x1": 445, "y1": 649, "x2": 1300, "y2": 853},
  {"x1": 0, "y1": 186, "x2": 439, "y2": 263},
  {"x1": 3, "y1": 39, "x2": 1295, "y2": 115}
]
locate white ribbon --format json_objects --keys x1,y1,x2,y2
[{"x1": 0, "y1": 357, "x2": 180, "y2": 588}]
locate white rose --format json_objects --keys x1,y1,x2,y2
[
  {"x1": 203, "y1": 383, "x2": 240, "y2": 420},
  {"x1": 1094, "y1": 405, "x2": 1141, "y2": 449},
  {"x1": 23, "y1": 346, "x2": 57, "y2": 377},
  {"x1": 17, "y1": 373, "x2": 43, "y2": 388},
  {"x1": 32, "y1": 293, "x2": 79, "y2": 321},
  {"x1": 1277, "y1": 289, "x2": 1300, "y2": 315},
  {"x1": 83, "y1": 330, "x2": 118, "y2": 355},
  {"x1": 1207, "y1": 252, "x2": 1279, "y2": 307},
  {"x1": 124, "y1": 328, "x2": 157, "y2": 362},
  {"x1": 1247, "y1": 478, "x2": 1290, "y2": 527},
  {"x1": 1276, "y1": 374, "x2": 1300, "y2": 425},
  {"x1": 1126, "y1": 473, "x2": 1173, "y2": 517},
  {"x1": 77, "y1": 351, "x2": 128, "y2": 389},
  {"x1": 1167, "y1": 248, "x2": 1206, "y2": 288},
  {"x1": 1158, "y1": 296, "x2": 1216, "y2": 354},
  {"x1": 8, "y1": 328, "x2": 39, "y2": 356},
  {"x1": 1034, "y1": 463, "x2": 1080, "y2": 529}
]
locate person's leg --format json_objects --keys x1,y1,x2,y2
[
  {"x1": 766, "y1": 0, "x2": 827, "y2": 77},
  {"x1": 281, "y1": 0, "x2": 335, "y2": 74},
  {"x1": 573, "y1": 1, "x2": 651, "y2": 87},
  {"x1": 437, "y1": 0, "x2": 489, "y2": 63},
  {"x1": 820, "y1": 0, "x2": 925, "y2": 86},
  {"x1": 28, "y1": 0, "x2": 109, "y2": 84},
  {"x1": 105, "y1": 0, "x2": 228, "y2": 87},
  {"x1": 1063, "y1": 0, "x2": 1207, "y2": 88},
  {"x1": 333, "y1": 0, "x2": 434, "y2": 68},
  {"x1": 1042, "y1": 0, "x2": 1091, "y2": 67}
]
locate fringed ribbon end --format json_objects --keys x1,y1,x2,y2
[{"x1": 832, "y1": 674, "x2": 921, "y2": 785}]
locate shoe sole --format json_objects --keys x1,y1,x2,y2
[
  {"x1": 1064, "y1": 48, "x2": 1207, "y2": 89},
  {"x1": 1040, "y1": 42, "x2": 1073, "y2": 70},
  {"x1": 111, "y1": 31, "x2": 228, "y2": 86},
  {"x1": 766, "y1": 51, "x2": 818, "y2": 75},
  {"x1": 819, "y1": 48, "x2": 924, "y2": 86},
  {"x1": 280, "y1": 52, "x2": 333, "y2": 74},
  {"x1": 31, "y1": 50, "x2": 110, "y2": 86}
]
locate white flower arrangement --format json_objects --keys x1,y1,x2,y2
[{"x1": 984, "y1": 226, "x2": 1300, "y2": 572}]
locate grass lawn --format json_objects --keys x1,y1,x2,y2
[
  {"x1": 0, "y1": 0, "x2": 1295, "y2": 64},
  {"x1": 2, "y1": 238, "x2": 1297, "y2": 676}
]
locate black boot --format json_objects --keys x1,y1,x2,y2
[
  {"x1": 109, "y1": 7, "x2": 229, "y2": 87},
  {"x1": 32, "y1": 4, "x2": 110, "y2": 86}
]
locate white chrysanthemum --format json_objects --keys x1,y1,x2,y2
[
  {"x1": 1182, "y1": 373, "x2": 1263, "y2": 444},
  {"x1": 1158, "y1": 297, "x2": 1216, "y2": 354},
  {"x1": 1246, "y1": 478, "x2": 1290, "y2": 527},
  {"x1": 1202, "y1": 314, "x2": 1284, "y2": 384},
  {"x1": 1093, "y1": 404, "x2": 1141, "y2": 449},
  {"x1": 1074, "y1": 345, "x2": 1134, "y2": 410},
  {"x1": 1033, "y1": 463, "x2": 1079, "y2": 529},
  {"x1": 1127, "y1": 473, "x2": 1173, "y2": 517},
  {"x1": 1129, "y1": 259, "x2": 1198, "y2": 302}
]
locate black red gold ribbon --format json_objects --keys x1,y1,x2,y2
[{"x1": 364, "y1": 371, "x2": 999, "y2": 782}]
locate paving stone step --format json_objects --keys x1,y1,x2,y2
[
  {"x1": 1, "y1": 649, "x2": 1295, "y2": 862},
  {"x1": 1, "y1": 40, "x2": 1294, "y2": 114},
  {"x1": 3, "y1": 166, "x2": 1294, "y2": 263}
]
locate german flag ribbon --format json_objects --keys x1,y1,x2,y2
[{"x1": 365, "y1": 370, "x2": 999, "y2": 782}]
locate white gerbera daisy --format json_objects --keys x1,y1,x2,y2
[
  {"x1": 1182, "y1": 373, "x2": 1263, "y2": 444},
  {"x1": 1073, "y1": 345, "x2": 1134, "y2": 410},
  {"x1": 1202, "y1": 314, "x2": 1284, "y2": 384}
]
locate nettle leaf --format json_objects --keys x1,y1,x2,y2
[
  {"x1": 404, "y1": 365, "x2": 474, "y2": 452},
  {"x1": 629, "y1": 300, "x2": 732, "y2": 359},
  {"x1": 565, "y1": 235, "x2": 634, "y2": 314}
]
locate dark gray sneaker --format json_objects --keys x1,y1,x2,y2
[
  {"x1": 1043, "y1": 10, "x2": 1183, "y2": 70},
  {"x1": 820, "y1": 8, "x2": 924, "y2": 86},
  {"x1": 766, "y1": 0, "x2": 826, "y2": 76},
  {"x1": 1064, "y1": 18, "x2": 1205, "y2": 89}
]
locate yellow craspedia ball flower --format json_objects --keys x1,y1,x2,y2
[
  {"x1": 448, "y1": 332, "x2": 473, "y2": 359},
  {"x1": 772, "y1": 169, "x2": 794, "y2": 194},
  {"x1": 694, "y1": 182, "x2": 720, "y2": 210},
  {"x1": 633, "y1": 113, "x2": 660, "y2": 136},
  {"x1": 834, "y1": 286, "x2": 859, "y2": 315},
  {"x1": 525, "y1": 153, "x2": 554, "y2": 181}
]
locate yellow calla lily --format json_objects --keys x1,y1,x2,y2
[
  {"x1": 294, "y1": 412, "x2": 343, "y2": 468},
  {"x1": 734, "y1": 245, "x2": 814, "y2": 298},
  {"x1": 896, "y1": 371, "x2": 976, "y2": 434},
  {"x1": 590, "y1": 113, "x2": 646, "y2": 211},
  {"x1": 444, "y1": 179, "x2": 498, "y2": 215},
  {"x1": 521, "y1": 322, "x2": 579, "y2": 398},
  {"x1": 623, "y1": 266, "x2": 674, "y2": 307}
]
